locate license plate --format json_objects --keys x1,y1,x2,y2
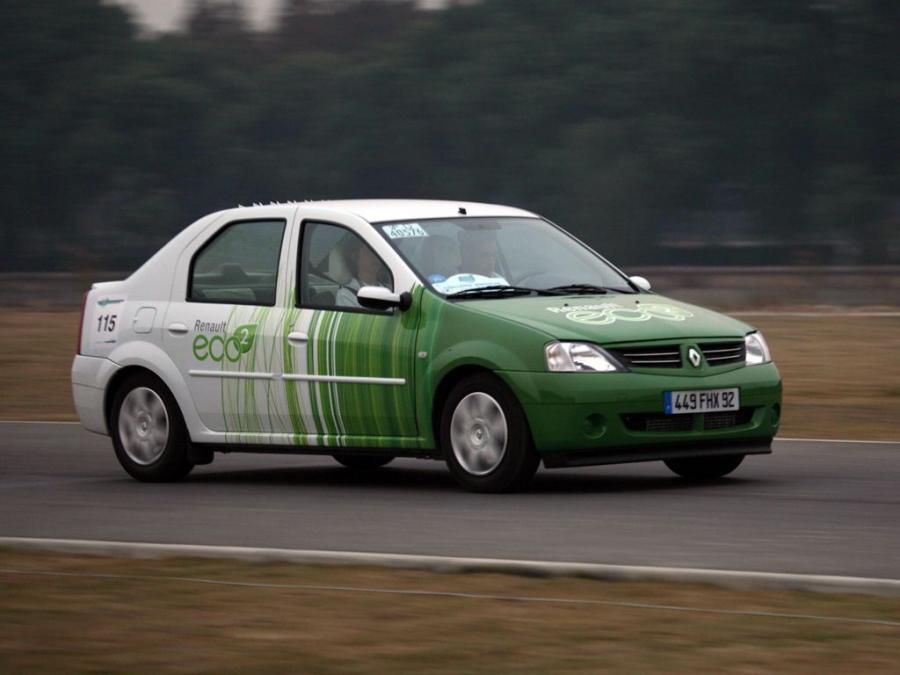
[{"x1": 664, "y1": 388, "x2": 739, "y2": 415}]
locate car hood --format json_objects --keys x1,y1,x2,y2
[{"x1": 458, "y1": 293, "x2": 753, "y2": 344}]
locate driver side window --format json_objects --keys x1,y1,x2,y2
[{"x1": 299, "y1": 222, "x2": 393, "y2": 310}]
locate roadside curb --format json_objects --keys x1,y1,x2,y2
[{"x1": 2, "y1": 537, "x2": 898, "y2": 597}]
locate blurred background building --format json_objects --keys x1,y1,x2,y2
[{"x1": 1, "y1": 0, "x2": 898, "y2": 275}]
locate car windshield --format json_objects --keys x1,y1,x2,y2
[{"x1": 376, "y1": 217, "x2": 633, "y2": 297}]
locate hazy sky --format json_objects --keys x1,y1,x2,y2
[
  {"x1": 113, "y1": 0, "x2": 281, "y2": 31},
  {"x1": 112, "y1": 0, "x2": 447, "y2": 32}
]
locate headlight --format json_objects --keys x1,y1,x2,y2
[
  {"x1": 545, "y1": 341, "x2": 626, "y2": 372},
  {"x1": 744, "y1": 331, "x2": 772, "y2": 366}
]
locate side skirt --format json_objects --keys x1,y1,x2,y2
[{"x1": 196, "y1": 443, "x2": 441, "y2": 460}]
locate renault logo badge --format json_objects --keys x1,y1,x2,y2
[{"x1": 688, "y1": 347, "x2": 702, "y2": 368}]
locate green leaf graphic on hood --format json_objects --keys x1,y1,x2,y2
[{"x1": 232, "y1": 323, "x2": 257, "y2": 354}]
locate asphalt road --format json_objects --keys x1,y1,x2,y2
[{"x1": 2, "y1": 422, "x2": 898, "y2": 579}]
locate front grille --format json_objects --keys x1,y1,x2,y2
[
  {"x1": 699, "y1": 341, "x2": 746, "y2": 366},
  {"x1": 622, "y1": 407, "x2": 756, "y2": 433},
  {"x1": 703, "y1": 408, "x2": 755, "y2": 430},
  {"x1": 608, "y1": 345, "x2": 682, "y2": 369},
  {"x1": 622, "y1": 413, "x2": 693, "y2": 432}
]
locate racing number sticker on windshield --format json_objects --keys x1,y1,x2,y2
[
  {"x1": 92, "y1": 295, "x2": 126, "y2": 345},
  {"x1": 382, "y1": 223, "x2": 429, "y2": 239}
]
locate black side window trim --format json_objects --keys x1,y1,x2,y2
[
  {"x1": 296, "y1": 219, "x2": 395, "y2": 315},
  {"x1": 186, "y1": 218, "x2": 287, "y2": 307}
]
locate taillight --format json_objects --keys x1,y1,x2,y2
[{"x1": 76, "y1": 291, "x2": 88, "y2": 355}]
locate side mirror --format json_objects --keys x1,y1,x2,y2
[
  {"x1": 357, "y1": 286, "x2": 412, "y2": 311},
  {"x1": 629, "y1": 275, "x2": 652, "y2": 292}
]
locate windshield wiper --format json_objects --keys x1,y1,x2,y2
[
  {"x1": 447, "y1": 285, "x2": 560, "y2": 299},
  {"x1": 546, "y1": 283, "x2": 613, "y2": 295}
]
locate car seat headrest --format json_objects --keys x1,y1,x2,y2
[{"x1": 327, "y1": 247, "x2": 353, "y2": 286}]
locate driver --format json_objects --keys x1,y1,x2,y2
[{"x1": 459, "y1": 229, "x2": 503, "y2": 279}]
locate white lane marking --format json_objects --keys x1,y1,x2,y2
[
  {"x1": 776, "y1": 437, "x2": 900, "y2": 445},
  {"x1": 1, "y1": 537, "x2": 898, "y2": 597},
  {"x1": 0, "y1": 420, "x2": 80, "y2": 424},
  {"x1": 1, "y1": 567, "x2": 897, "y2": 628},
  {"x1": 731, "y1": 312, "x2": 900, "y2": 317}
]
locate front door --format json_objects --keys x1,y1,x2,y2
[{"x1": 278, "y1": 220, "x2": 418, "y2": 446}]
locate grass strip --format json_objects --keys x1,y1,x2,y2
[{"x1": 1, "y1": 550, "x2": 899, "y2": 673}]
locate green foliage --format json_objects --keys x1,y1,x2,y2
[{"x1": 1, "y1": 0, "x2": 897, "y2": 271}]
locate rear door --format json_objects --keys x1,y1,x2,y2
[{"x1": 163, "y1": 214, "x2": 293, "y2": 436}]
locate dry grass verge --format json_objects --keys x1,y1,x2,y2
[
  {"x1": 1, "y1": 550, "x2": 899, "y2": 674},
  {"x1": 0, "y1": 310, "x2": 897, "y2": 440},
  {"x1": 0, "y1": 311, "x2": 78, "y2": 421},
  {"x1": 751, "y1": 315, "x2": 900, "y2": 440}
]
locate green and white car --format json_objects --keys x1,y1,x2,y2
[{"x1": 72, "y1": 200, "x2": 781, "y2": 492}]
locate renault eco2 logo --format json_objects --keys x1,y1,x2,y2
[
  {"x1": 546, "y1": 302, "x2": 694, "y2": 326},
  {"x1": 688, "y1": 347, "x2": 702, "y2": 368},
  {"x1": 192, "y1": 323, "x2": 257, "y2": 363}
]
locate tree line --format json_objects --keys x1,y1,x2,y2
[{"x1": 2, "y1": 0, "x2": 898, "y2": 272}]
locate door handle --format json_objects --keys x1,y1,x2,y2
[
  {"x1": 168, "y1": 322, "x2": 189, "y2": 335},
  {"x1": 287, "y1": 331, "x2": 308, "y2": 344}
]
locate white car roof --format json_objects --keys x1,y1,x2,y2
[{"x1": 233, "y1": 199, "x2": 538, "y2": 223}]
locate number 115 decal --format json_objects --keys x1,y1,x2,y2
[{"x1": 92, "y1": 295, "x2": 126, "y2": 345}]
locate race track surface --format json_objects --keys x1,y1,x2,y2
[{"x1": 2, "y1": 422, "x2": 898, "y2": 579}]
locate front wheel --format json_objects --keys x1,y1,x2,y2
[
  {"x1": 333, "y1": 455, "x2": 394, "y2": 470},
  {"x1": 440, "y1": 373, "x2": 540, "y2": 493},
  {"x1": 110, "y1": 373, "x2": 194, "y2": 482},
  {"x1": 664, "y1": 454, "x2": 744, "y2": 480}
]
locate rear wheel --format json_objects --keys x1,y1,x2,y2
[
  {"x1": 440, "y1": 373, "x2": 540, "y2": 493},
  {"x1": 110, "y1": 373, "x2": 194, "y2": 482},
  {"x1": 664, "y1": 454, "x2": 744, "y2": 480},
  {"x1": 333, "y1": 455, "x2": 394, "y2": 470}
]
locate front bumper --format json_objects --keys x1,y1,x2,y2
[{"x1": 497, "y1": 363, "x2": 781, "y2": 462}]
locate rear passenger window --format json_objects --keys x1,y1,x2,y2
[{"x1": 189, "y1": 220, "x2": 285, "y2": 306}]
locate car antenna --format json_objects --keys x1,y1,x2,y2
[{"x1": 458, "y1": 206, "x2": 467, "y2": 215}]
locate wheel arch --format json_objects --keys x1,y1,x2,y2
[
  {"x1": 430, "y1": 364, "x2": 532, "y2": 453},
  {"x1": 103, "y1": 343, "x2": 206, "y2": 441},
  {"x1": 104, "y1": 365, "x2": 165, "y2": 433}
]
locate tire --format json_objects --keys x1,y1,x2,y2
[
  {"x1": 664, "y1": 454, "x2": 744, "y2": 480},
  {"x1": 110, "y1": 372, "x2": 194, "y2": 482},
  {"x1": 440, "y1": 373, "x2": 540, "y2": 493},
  {"x1": 333, "y1": 455, "x2": 394, "y2": 470}
]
